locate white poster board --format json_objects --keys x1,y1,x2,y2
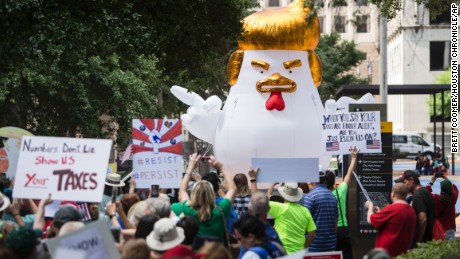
[
  {"x1": 132, "y1": 119, "x2": 184, "y2": 188},
  {"x1": 46, "y1": 220, "x2": 119, "y2": 259},
  {"x1": 252, "y1": 158, "x2": 319, "y2": 183},
  {"x1": 13, "y1": 136, "x2": 112, "y2": 202},
  {"x1": 321, "y1": 111, "x2": 381, "y2": 155}
]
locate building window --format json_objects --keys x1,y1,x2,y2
[
  {"x1": 356, "y1": 16, "x2": 369, "y2": 33},
  {"x1": 430, "y1": 9, "x2": 450, "y2": 25},
  {"x1": 430, "y1": 41, "x2": 450, "y2": 71},
  {"x1": 331, "y1": 0, "x2": 347, "y2": 7},
  {"x1": 319, "y1": 16, "x2": 324, "y2": 33},
  {"x1": 334, "y1": 16, "x2": 346, "y2": 33},
  {"x1": 355, "y1": 0, "x2": 366, "y2": 6},
  {"x1": 268, "y1": 0, "x2": 279, "y2": 7},
  {"x1": 315, "y1": 0, "x2": 324, "y2": 8}
]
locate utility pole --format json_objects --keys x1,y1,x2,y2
[{"x1": 379, "y1": 14, "x2": 388, "y2": 104}]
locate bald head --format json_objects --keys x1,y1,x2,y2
[{"x1": 392, "y1": 183, "x2": 409, "y2": 201}]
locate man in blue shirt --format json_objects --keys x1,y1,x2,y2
[{"x1": 301, "y1": 171, "x2": 338, "y2": 252}]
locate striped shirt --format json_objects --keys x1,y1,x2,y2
[{"x1": 301, "y1": 184, "x2": 338, "y2": 252}]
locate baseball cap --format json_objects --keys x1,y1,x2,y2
[
  {"x1": 394, "y1": 170, "x2": 420, "y2": 183},
  {"x1": 53, "y1": 205, "x2": 84, "y2": 229}
]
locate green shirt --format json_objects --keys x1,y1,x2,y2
[
  {"x1": 180, "y1": 198, "x2": 231, "y2": 243},
  {"x1": 333, "y1": 182, "x2": 348, "y2": 227},
  {"x1": 269, "y1": 201, "x2": 316, "y2": 254}
]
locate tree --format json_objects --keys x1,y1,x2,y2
[
  {"x1": 0, "y1": 0, "x2": 254, "y2": 146},
  {"x1": 315, "y1": 33, "x2": 367, "y2": 102},
  {"x1": 363, "y1": 0, "x2": 457, "y2": 19},
  {"x1": 429, "y1": 68, "x2": 451, "y2": 119}
]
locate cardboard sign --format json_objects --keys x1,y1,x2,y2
[
  {"x1": 132, "y1": 119, "x2": 184, "y2": 188},
  {"x1": 251, "y1": 158, "x2": 319, "y2": 183},
  {"x1": 13, "y1": 136, "x2": 112, "y2": 202},
  {"x1": 321, "y1": 111, "x2": 381, "y2": 155},
  {"x1": 46, "y1": 220, "x2": 119, "y2": 259}
]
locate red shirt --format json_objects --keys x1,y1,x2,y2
[
  {"x1": 426, "y1": 184, "x2": 459, "y2": 231},
  {"x1": 370, "y1": 203, "x2": 416, "y2": 257}
]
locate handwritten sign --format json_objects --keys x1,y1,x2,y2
[
  {"x1": 132, "y1": 119, "x2": 184, "y2": 188},
  {"x1": 46, "y1": 220, "x2": 119, "y2": 259},
  {"x1": 321, "y1": 111, "x2": 381, "y2": 155},
  {"x1": 13, "y1": 136, "x2": 112, "y2": 202},
  {"x1": 252, "y1": 158, "x2": 319, "y2": 183}
]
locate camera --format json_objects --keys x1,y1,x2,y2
[
  {"x1": 434, "y1": 171, "x2": 445, "y2": 178},
  {"x1": 200, "y1": 156, "x2": 210, "y2": 162}
]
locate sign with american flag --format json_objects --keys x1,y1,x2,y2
[
  {"x1": 326, "y1": 141, "x2": 340, "y2": 151},
  {"x1": 132, "y1": 119, "x2": 184, "y2": 188},
  {"x1": 321, "y1": 111, "x2": 381, "y2": 155},
  {"x1": 366, "y1": 139, "x2": 381, "y2": 149}
]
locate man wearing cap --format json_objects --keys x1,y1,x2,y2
[
  {"x1": 301, "y1": 171, "x2": 338, "y2": 252},
  {"x1": 395, "y1": 170, "x2": 435, "y2": 247},
  {"x1": 365, "y1": 183, "x2": 416, "y2": 257},
  {"x1": 268, "y1": 183, "x2": 316, "y2": 254},
  {"x1": 46, "y1": 202, "x2": 85, "y2": 238}
]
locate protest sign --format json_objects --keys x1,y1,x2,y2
[
  {"x1": 46, "y1": 220, "x2": 119, "y2": 259},
  {"x1": 252, "y1": 158, "x2": 319, "y2": 183},
  {"x1": 13, "y1": 136, "x2": 112, "y2": 202},
  {"x1": 132, "y1": 119, "x2": 184, "y2": 188},
  {"x1": 321, "y1": 111, "x2": 381, "y2": 155}
]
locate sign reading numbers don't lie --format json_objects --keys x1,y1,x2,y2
[{"x1": 13, "y1": 136, "x2": 112, "y2": 202}]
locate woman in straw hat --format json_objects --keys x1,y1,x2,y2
[{"x1": 177, "y1": 153, "x2": 236, "y2": 244}]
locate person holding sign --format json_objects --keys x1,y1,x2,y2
[
  {"x1": 333, "y1": 146, "x2": 358, "y2": 259},
  {"x1": 365, "y1": 183, "x2": 416, "y2": 257},
  {"x1": 177, "y1": 153, "x2": 236, "y2": 244}
]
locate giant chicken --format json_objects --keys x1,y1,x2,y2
[{"x1": 171, "y1": 0, "x2": 370, "y2": 177}]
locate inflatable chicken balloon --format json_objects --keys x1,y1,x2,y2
[{"x1": 171, "y1": 0, "x2": 373, "y2": 176}]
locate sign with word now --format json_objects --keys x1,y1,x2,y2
[
  {"x1": 46, "y1": 220, "x2": 119, "y2": 259},
  {"x1": 132, "y1": 118, "x2": 184, "y2": 188},
  {"x1": 13, "y1": 136, "x2": 112, "y2": 202},
  {"x1": 321, "y1": 111, "x2": 382, "y2": 155}
]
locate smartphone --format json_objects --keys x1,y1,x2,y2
[
  {"x1": 151, "y1": 184, "x2": 160, "y2": 198},
  {"x1": 111, "y1": 227, "x2": 121, "y2": 243},
  {"x1": 200, "y1": 156, "x2": 210, "y2": 162},
  {"x1": 111, "y1": 187, "x2": 118, "y2": 204}
]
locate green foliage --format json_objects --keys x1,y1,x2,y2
[
  {"x1": 0, "y1": 0, "x2": 254, "y2": 146},
  {"x1": 429, "y1": 68, "x2": 451, "y2": 119},
  {"x1": 367, "y1": 0, "x2": 459, "y2": 20},
  {"x1": 315, "y1": 33, "x2": 367, "y2": 102},
  {"x1": 396, "y1": 239, "x2": 460, "y2": 259}
]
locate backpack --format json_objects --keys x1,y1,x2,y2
[{"x1": 247, "y1": 242, "x2": 285, "y2": 259}]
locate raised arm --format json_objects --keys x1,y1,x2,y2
[
  {"x1": 179, "y1": 153, "x2": 200, "y2": 203},
  {"x1": 343, "y1": 146, "x2": 358, "y2": 185},
  {"x1": 33, "y1": 194, "x2": 52, "y2": 231},
  {"x1": 248, "y1": 168, "x2": 259, "y2": 194},
  {"x1": 209, "y1": 156, "x2": 236, "y2": 202}
]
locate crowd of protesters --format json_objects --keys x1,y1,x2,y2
[{"x1": 0, "y1": 146, "x2": 457, "y2": 259}]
